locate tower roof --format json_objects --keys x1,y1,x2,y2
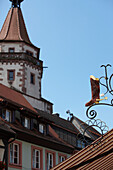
[
  {"x1": 0, "y1": 6, "x2": 31, "y2": 45},
  {"x1": 10, "y1": 0, "x2": 24, "y2": 8}
]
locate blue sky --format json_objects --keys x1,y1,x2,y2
[{"x1": 0, "y1": 0, "x2": 113, "y2": 130}]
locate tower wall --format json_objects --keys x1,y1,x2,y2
[
  {"x1": 0, "y1": 42, "x2": 39, "y2": 58},
  {"x1": 0, "y1": 62, "x2": 24, "y2": 91},
  {"x1": 24, "y1": 64, "x2": 41, "y2": 99}
]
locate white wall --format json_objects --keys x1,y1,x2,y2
[
  {"x1": 24, "y1": 64, "x2": 41, "y2": 99},
  {"x1": 0, "y1": 62, "x2": 23, "y2": 91},
  {"x1": 1, "y1": 42, "x2": 38, "y2": 58}
]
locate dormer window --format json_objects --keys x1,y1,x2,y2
[
  {"x1": 2, "y1": 109, "x2": 11, "y2": 122},
  {"x1": 9, "y1": 48, "x2": 15, "y2": 53},
  {"x1": 25, "y1": 117, "x2": 30, "y2": 129},
  {"x1": 39, "y1": 124, "x2": 45, "y2": 134},
  {"x1": 8, "y1": 70, "x2": 15, "y2": 81}
]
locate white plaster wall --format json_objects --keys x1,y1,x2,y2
[
  {"x1": 1, "y1": 43, "x2": 38, "y2": 58},
  {"x1": 23, "y1": 95, "x2": 51, "y2": 114},
  {"x1": 24, "y1": 64, "x2": 40, "y2": 99},
  {"x1": 0, "y1": 62, "x2": 23, "y2": 91},
  {"x1": 1, "y1": 43, "x2": 22, "y2": 52},
  {"x1": 23, "y1": 44, "x2": 38, "y2": 58}
]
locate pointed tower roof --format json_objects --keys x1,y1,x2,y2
[{"x1": 0, "y1": 0, "x2": 31, "y2": 45}]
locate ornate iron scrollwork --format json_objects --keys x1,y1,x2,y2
[
  {"x1": 86, "y1": 64, "x2": 113, "y2": 119},
  {"x1": 77, "y1": 119, "x2": 109, "y2": 147},
  {"x1": 80, "y1": 64, "x2": 112, "y2": 146}
]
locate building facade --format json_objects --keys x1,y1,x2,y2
[{"x1": 0, "y1": 0, "x2": 100, "y2": 170}]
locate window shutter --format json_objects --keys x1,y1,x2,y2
[
  {"x1": 12, "y1": 111, "x2": 15, "y2": 122},
  {"x1": 21, "y1": 116, "x2": 25, "y2": 126},
  {"x1": 31, "y1": 119, "x2": 34, "y2": 130},
  {"x1": 0, "y1": 108, "x2": 2, "y2": 117},
  {"x1": 15, "y1": 110, "x2": 21, "y2": 122}
]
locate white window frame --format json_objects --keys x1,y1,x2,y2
[
  {"x1": 47, "y1": 153, "x2": 53, "y2": 170},
  {"x1": 33, "y1": 149, "x2": 40, "y2": 169},
  {"x1": 39, "y1": 124, "x2": 44, "y2": 133},
  {"x1": 2, "y1": 109, "x2": 11, "y2": 122},
  {"x1": 25, "y1": 117, "x2": 30, "y2": 129},
  {"x1": 59, "y1": 156, "x2": 65, "y2": 163},
  {"x1": 6, "y1": 109, "x2": 11, "y2": 122},
  {"x1": 10, "y1": 143, "x2": 19, "y2": 164}
]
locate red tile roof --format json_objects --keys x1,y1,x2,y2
[
  {"x1": 0, "y1": 83, "x2": 37, "y2": 114},
  {"x1": 0, "y1": 7, "x2": 31, "y2": 44},
  {"x1": 52, "y1": 128, "x2": 113, "y2": 170}
]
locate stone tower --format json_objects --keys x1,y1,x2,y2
[{"x1": 0, "y1": 0, "x2": 53, "y2": 113}]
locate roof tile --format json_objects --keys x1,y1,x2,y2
[{"x1": 0, "y1": 83, "x2": 37, "y2": 114}]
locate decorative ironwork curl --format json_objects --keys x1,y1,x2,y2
[
  {"x1": 77, "y1": 119, "x2": 109, "y2": 146},
  {"x1": 99, "y1": 64, "x2": 113, "y2": 96},
  {"x1": 86, "y1": 107, "x2": 97, "y2": 119}
]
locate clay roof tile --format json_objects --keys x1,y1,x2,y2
[{"x1": 0, "y1": 83, "x2": 37, "y2": 114}]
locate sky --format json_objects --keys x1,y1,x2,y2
[{"x1": 0, "y1": 0, "x2": 113, "y2": 131}]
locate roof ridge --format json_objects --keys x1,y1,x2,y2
[{"x1": 16, "y1": 8, "x2": 23, "y2": 41}]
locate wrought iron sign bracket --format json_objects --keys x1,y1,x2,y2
[{"x1": 86, "y1": 64, "x2": 113, "y2": 120}]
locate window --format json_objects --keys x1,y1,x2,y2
[
  {"x1": 2, "y1": 109, "x2": 11, "y2": 122},
  {"x1": 58, "y1": 153, "x2": 67, "y2": 163},
  {"x1": 9, "y1": 48, "x2": 15, "y2": 53},
  {"x1": 10, "y1": 143, "x2": 19, "y2": 164},
  {"x1": 25, "y1": 117, "x2": 30, "y2": 129},
  {"x1": 39, "y1": 124, "x2": 44, "y2": 134},
  {"x1": 31, "y1": 146, "x2": 43, "y2": 170},
  {"x1": 30, "y1": 73, "x2": 35, "y2": 84},
  {"x1": 77, "y1": 139, "x2": 85, "y2": 148},
  {"x1": 59, "y1": 156, "x2": 65, "y2": 163},
  {"x1": 26, "y1": 50, "x2": 33, "y2": 56},
  {"x1": 7, "y1": 70, "x2": 15, "y2": 81},
  {"x1": 47, "y1": 153, "x2": 53, "y2": 170},
  {"x1": 45, "y1": 150, "x2": 55, "y2": 170},
  {"x1": 9, "y1": 141, "x2": 22, "y2": 169},
  {"x1": 33, "y1": 149, "x2": 40, "y2": 169},
  {"x1": 21, "y1": 117, "x2": 30, "y2": 129}
]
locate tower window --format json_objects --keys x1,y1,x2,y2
[
  {"x1": 30, "y1": 73, "x2": 35, "y2": 84},
  {"x1": 26, "y1": 50, "x2": 33, "y2": 57},
  {"x1": 9, "y1": 48, "x2": 15, "y2": 53},
  {"x1": 8, "y1": 70, "x2": 15, "y2": 81}
]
